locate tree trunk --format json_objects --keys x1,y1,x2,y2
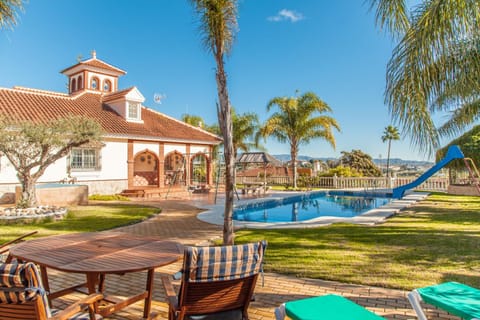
[
  {"x1": 386, "y1": 140, "x2": 391, "y2": 178},
  {"x1": 216, "y1": 59, "x2": 235, "y2": 245},
  {"x1": 291, "y1": 147, "x2": 298, "y2": 189},
  {"x1": 17, "y1": 173, "x2": 37, "y2": 208}
]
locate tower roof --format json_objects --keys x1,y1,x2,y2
[{"x1": 60, "y1": 51, "x2": 126, "y2": 77}]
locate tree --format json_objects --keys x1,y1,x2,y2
[
  {"x1": 258, "y1": 91, "x2": 340, "y2": 188},
  {"x1": 381, "y1": 125, "x2": 400, "y2": 177},
  {"x1": 190, "y1": 0, "x2": 238, "y2": 245},
  {"x1": 339, "y1": 150, "x2": 382, "y2": 177},
  {"x1": 181, "y1": 114, "x2": 205, "y2": 128},
  {"x1": 369, "y1": 0, "x2": 480, "y2": 155},
  {"x1": 0, "y1": 0, "x2": 24, "y2": 30},
  {"x1": 0, "y1": 116, "x2": 102, "y2": 207},
  {"x1": 231, "y1": 109, "x2": 261, "y2": 158}
]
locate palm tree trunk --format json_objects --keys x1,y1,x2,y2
[
  {"x1": 291, "y1": 147, "x2": 298, "y2": 189},
  {"x1": 386, "y1": 140, "x2": 391, "y2": 178},
  {"x1": 215, "y1": 59, "x2": 235, "y2": 245}
]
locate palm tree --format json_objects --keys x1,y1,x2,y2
[
  {"x1": 190, "y1": 0, "x2": 238, "y2": 245},
  {"x1": 369, "y1": 0, "x2": 480, "y2": 155},
  {"x1": 181, "y1": 114, "x2": 205, "y2": 128},
  {"x1": 258, "y1": 91, "x2": 340, "y2": 189},
  {"x1": 0, "y1": 0, "x2": 24, "y2": 30},
  {"x1": 231, "y1": 109, "x2": 261, "y2": 158},
  {"x1": 381, "y1": 125, "x2": 400, "y2": 178}
]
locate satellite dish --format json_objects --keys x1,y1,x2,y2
[{"x1": 154, "y1": 93, "x2": 166, "y2": 104}]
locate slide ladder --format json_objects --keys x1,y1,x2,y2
[
  {"x1": 463, "y1": 158, "x2": 480, "y2": 194},
  {"x1": 392, "y1": 145, "x2": 465, "y2": 198}
]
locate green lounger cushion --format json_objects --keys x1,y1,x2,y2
[
  {"x1": 418, "y1": 282, "x2": 480, "y2": 320},
  {"x1": 285, "y1": 294, "x2": 385, "y2": 320}
]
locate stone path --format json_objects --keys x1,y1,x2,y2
[{"x1": 49, "y1": 197, "x2": 455, "y2": 320}]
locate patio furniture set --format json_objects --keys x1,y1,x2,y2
[{"x1": 1, "y1": 232, "x2": 480, "y2": 319}]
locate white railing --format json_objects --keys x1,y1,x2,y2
[{"x1": 235, "y1": 175, "x2": 449, "y2": 192}]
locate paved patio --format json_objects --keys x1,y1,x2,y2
[{"x1": 49, "y1": 195, "x2": 457, "y2": 320}]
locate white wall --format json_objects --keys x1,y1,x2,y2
[{"x1": 134, "y1": 142, "x2": 159, "y2": 157}]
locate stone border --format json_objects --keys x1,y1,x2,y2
[
  {"x1": 0, "y1": 206, "x2": 67, "y2": 221},
  {"x1": 197, "y1": 191, "x2": 429, "y2": 229}
]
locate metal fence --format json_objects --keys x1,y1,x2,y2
[{"x1": 236, "y1": 175, "x2": 449, "y2": 192}]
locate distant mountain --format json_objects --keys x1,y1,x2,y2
[{"x1": 272, "y1": 154, "x2": 433, "y2": 166}]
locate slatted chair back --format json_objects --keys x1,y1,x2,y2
[
  {"x1": 0, "y1": 262, "x2": 50, "y2": 320},
  {"x1": 177, "y1": 241, "x2": 266, "y2": 319}
]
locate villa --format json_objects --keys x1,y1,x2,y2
[{"x1": 0, "y1": 52, "x2": 221, "y2": 198}]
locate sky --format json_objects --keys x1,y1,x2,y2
[{"x1": 0, "y1": 1, "x2": 436, "y2": 161}]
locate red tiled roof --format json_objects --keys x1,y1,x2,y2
[
  {"x1": 60, "y1": 58, "x2": 126, "y2": 75},
  {"x1": 0, "y1": 87, "x2": 221, "y2": 144}
]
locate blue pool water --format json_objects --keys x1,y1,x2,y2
[{"x1": 233, "y1": 191, "x2": 392, "y2": 223}]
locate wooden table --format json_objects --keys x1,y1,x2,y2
[{"x1": 9, "y1": 232, "x2": 183, "y2": 318}]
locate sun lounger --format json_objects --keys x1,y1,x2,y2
[
  {"x1": 408, "y1": 281, "x2": 480, "y2": 320},
  {"x1": 274, "y1": 294, "x2": 385, "y2": 320}
]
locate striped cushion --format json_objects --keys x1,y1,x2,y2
[
  {"x1": 0, "y1": 262, "x2": 44, "y2": 304},
  {"x1": 183, "y1": 241, "x2": 266, "y2": 283}
]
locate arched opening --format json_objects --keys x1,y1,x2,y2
[
  {"x1": 91, "y1": 77, "x2": 99, "y2": 90},
  {"x1": 164, "y1": 151, "x2": 185, "y2": 186},
  {"x1": 77, "y1": 76, "x2": 83, "y2": 90},
  {"x1": 190, "y1": 153, "x2": 208, "y2": 185},
  {"x1": 133, "y1": 151, "x2": 158, "y2": 187},
  {"x1": 71, "y1": 78, "x2": 76, "y2": 93},
  {"x1": 103, "y1": 79, "x2": 112, "y2": 92}
]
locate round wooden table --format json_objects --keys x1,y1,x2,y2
[{"x1": 10, "y1": 231, "x2": 183, "y2": 318}]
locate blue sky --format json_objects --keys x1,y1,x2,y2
[{"x1": 0, "y1": 1, "x2": 434, "y2": 161}]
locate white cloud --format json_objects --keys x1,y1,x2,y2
[{"x1": 267, "y1": 9, "x2": 304, "y2": 23}]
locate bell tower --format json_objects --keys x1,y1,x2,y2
[{"x1": 60, "y1": 50, "x2": 127, "y2": 95}]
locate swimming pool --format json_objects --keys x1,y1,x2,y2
[{"x1": 233, "y1": 191, "x2": 392, "y2": 223}]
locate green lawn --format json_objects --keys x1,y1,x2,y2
[
  {"x1": 235, "y1": 193, "x2": 480, "y2": 290},
  {"x1": 0, "y1": 203, "x2": 160, "y2": 244}
]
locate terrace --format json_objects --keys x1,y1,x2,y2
[{"x1": 7, "y1": 194, "x2": 463, "y2": 320}]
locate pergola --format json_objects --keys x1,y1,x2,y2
[{"x1": 236, "y1": 152, "x2": 283, "y2": 191}]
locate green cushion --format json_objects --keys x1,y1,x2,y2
[
  {"x1": 285, "y1": 294, "x2": 385, "y2": 320},
  {"x1": 418, "y1": 282, "x2": 480, "y2": 320}
]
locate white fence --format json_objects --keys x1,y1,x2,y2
[{"x1": 236, "y1": 176, "x2": 449, "y2": 192}]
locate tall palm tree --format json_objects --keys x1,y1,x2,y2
[
  {"x1": 381, "y1": 125, "x2": 400, "y2": 178},
  {"x1": 369, "y1": 0, "x2": 480, "y2": 155},
  {"x1": 0, "y1": 0, "x2": 24, "y2": 30},
  {"x1": 258, "y1": 91, "x2": 340, "y2": 189},
  {"x1": 190, "y1": 0, "x2": 238, "y2": 245}
]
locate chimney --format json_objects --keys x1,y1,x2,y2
[{"x1": 91, "y1": 50, "x2": 96, "y2": 59}]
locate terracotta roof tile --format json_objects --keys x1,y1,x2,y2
[
  {"x1": 60, "y1": 58, "x2": 126, "y2": 75},
  {"x1": 0, "y1": 87, "x2": 221, "y2": 144}
]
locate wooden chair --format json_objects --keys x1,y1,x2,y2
[
  {"x1": 0, "y1": 231, "x2": 38, "y2": 263},
  {"x1": 0, "y1": 262, "x2": 103, "y2": 320},
  {"x1": 162, "y1": 241, "x2": 267, "y2": 320}
]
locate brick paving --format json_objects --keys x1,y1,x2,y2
[{"x1": 48, "y1": 196, "x2": 457, "y2": 320}]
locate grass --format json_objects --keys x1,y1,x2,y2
[
  {"x1": 0, "y1": 203, "x2": 160, "y2": 244},
  {"x1": 235, "y1": 192, "x2": 480, "y2": 290}
]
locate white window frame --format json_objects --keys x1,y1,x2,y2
[
  {"x1": 127, "y1": 102, "x2": 140, "y2": 120},
  {"x1": 70, "y1": 148, "x2": 101, "y2": 171}
]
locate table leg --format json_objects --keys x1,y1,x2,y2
[
  {"x1": 144, "y1": 268, "x2": 155, "y2": 318},
  {"x1": 86, "y1": 272, "x2": 100, "y2": 313},
  {"x1": 40, "y1": 266, "x2": 52, "y2": 307}
]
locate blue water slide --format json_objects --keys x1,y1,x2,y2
[{"x1": 392, "y1": 145, "x2": 464, "y2": 198}]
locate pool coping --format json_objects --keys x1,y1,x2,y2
[{"x1": 196, "y1": 190, "x2": 429, "y2": 229}]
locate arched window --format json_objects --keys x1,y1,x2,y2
[
  {"x1": 103, "y1": 80, "x2": 111, "y2": 92},
  {"x1": 71, "y1": 78, "x2": 76, "y2": 93},
  {"x1": 91, "y1": 77, "x2": 99, "y2": 90},
  {"x1": 77, "y1": 76, "x2": 83, "y2": 90}
]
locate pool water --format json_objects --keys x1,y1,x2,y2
[{"x1": 233, "y1": 191, "x2": 392, "y2": 223}]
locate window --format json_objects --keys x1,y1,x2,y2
[
  {"x1": 70, "y1": 148, "x2": 100, "y2": 171},
  {"x1": 103, "y1": 80, "x2": 111, "y2": 92},
  {"x1": 127, "y1": 102, "x2": 139, "y2": 119},
  {"x1": 91, "y1": 77, "x2": 99, "y2": 90},
  {"x1": 71, "y1": 78, "x2": 76, "y2": 93}
]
